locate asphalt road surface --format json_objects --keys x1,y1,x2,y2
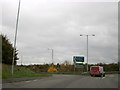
[{"x1": 2, "y1": 74, "x2": 118, "y2": 88}]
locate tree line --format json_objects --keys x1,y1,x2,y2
[
  {"x1": 1, "y1": 34, "x2": 119, "y2": 73},
  {"x1": 23, "y1": 61, "x2": 119, "y2": 73},
  {"x1": 1, "y1": 34, "x2": 19, "y2": 65}
]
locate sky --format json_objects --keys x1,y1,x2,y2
[{"x1": 2, "y1": 0, "x2": 118, "y2": 65}]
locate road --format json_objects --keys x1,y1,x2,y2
[{"x1": 2, "y1": 74, "x2": 118, "y2": 88}]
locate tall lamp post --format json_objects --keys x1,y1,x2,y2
[
  {"x1": 12, "y1": 0, "x2": 21, "y2": 75},
  {"x1": 80, "y1": 34, "x2": 95, "y2": 73},
  {"x1": 48, "y1": 48, "x2": 54, "y2": 64}
]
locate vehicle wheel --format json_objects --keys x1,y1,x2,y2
[
  {"x1": 103, "y1": 73, "x2": 105, "y2": 77},
  {"x1": 100, "y1": 74, "x2": 103, "y2": 77},
  {"x1": 91, "y1": 75, "x2": 93, "y2": 77}
]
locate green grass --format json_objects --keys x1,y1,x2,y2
[
  {"x1": 2, "y1": 64, "x2": 52, "y2": 79},
  {"x1": 105, "y1": 71, "x2": 120, "y2": 74},
  {"x1": 0, "y1": 64, "x2": 2, "y2": 78},
  {"x1": 48, "y1": 72, "x2": 88, "y2": 76},
  {"x1": 2, "y1": 64, "x2": 119, "y2": 79}
]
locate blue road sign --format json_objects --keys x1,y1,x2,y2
[{"x1": 73, "y1": 56, "x2": 84, "y2": 62}]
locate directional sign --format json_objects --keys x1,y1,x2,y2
[
  {"x1": 73, "y1": 56, "x2": 84, "y2": 62},
  {"x1": 75, "y1": 65, "x2": 84, "y2": 68},
  {"x1": 75, "y1": 63, "x2": 83, "y2": 65}
]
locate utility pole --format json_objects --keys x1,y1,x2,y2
[
  {"x1": 21, "y1": 55, "x2": 23, "y2": 66},
  {"x1": 12, "y1": 0, "x2": 21, "y2": 75},
  {"x1": 80, "y1": 34, "x2": 95, "y2": 73},
  {"x1": 48, "y1": 48, "x2": 54, "y2": 64},
  {"x1": 86, "y1": 35, "x2": 88, "y2": 73},
  {"x1": 52, "y1": 49, "x2": 53, "y2": 64}
]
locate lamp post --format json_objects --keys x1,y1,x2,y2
[
  {"x1": 48, "y1": 48, "x2": 54, "y2": 64},
  {"x1": 80, "y1": 34, "x2": 95, "y2": 73},
  {"x1": 21, "y1": 55, "x2": 23, "y2": 66},
  {"x1": 12, "y1": 0, "x2": 21, "y2": 75}
]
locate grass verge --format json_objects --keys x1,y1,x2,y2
[
  {"x1": 105, "y1": 71, "x2": 120, "y2": 74},
  {"x1": 2, "y1": 64, "x2": 51, "y2": 79},
  {"x1": 0, "y1": 64, "x2": 2, "y2": 78},
  {"x1": 47, "y1": 71, "x2": 120, "y2": 76}
]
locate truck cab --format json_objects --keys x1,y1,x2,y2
[{"x1": 90, "y1": 66, "x2": 105, "y2": 77}]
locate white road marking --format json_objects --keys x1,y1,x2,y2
[
  {"x1": 95, "y1": 78, "x2": 99, "y2": 79},
  {"x1": 32, "y1": 80, "x2": 37, "y2": 81},
  {"x1": 25, "y1": 79, "x2": 38, "y2": 83},
  {"x1": 25, "y1": 81, "x2": 31, "y2": 83},
  {"x1": 102, "y1": 77, "x2": 106, "y2": 79}
]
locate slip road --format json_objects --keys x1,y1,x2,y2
[{"x1": 2, "y1": 74, "x2": 118, "y2": 88}]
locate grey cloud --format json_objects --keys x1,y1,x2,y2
[{"x1": 2, "y1": 0, "x2": 118, "y2": 64}]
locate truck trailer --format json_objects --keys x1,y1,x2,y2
[{"x1": 90, "y1": 66, "x2": 105, "y2": 77}]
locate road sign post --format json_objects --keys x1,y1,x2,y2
[{"x1": 73, "y1": 55, "x2": 84, "y2": 72}]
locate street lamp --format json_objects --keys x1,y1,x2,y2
[
  {"x1": 80, "y1": 34, "x2": 95, "y2": 73},
  {"x1": 48, "y1": 48, "x2": 54, "y2": 64},
  {"x1": 12, "y1": 0, "x2": 21, "y2": 75}
]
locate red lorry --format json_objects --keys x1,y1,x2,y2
[{"x1": 90, "y1": 66, "x2": 105, "y2": 77}]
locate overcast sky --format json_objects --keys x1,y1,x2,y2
[{"x1": 2, "y1": 0, "x2": 118, "y2": 65}]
